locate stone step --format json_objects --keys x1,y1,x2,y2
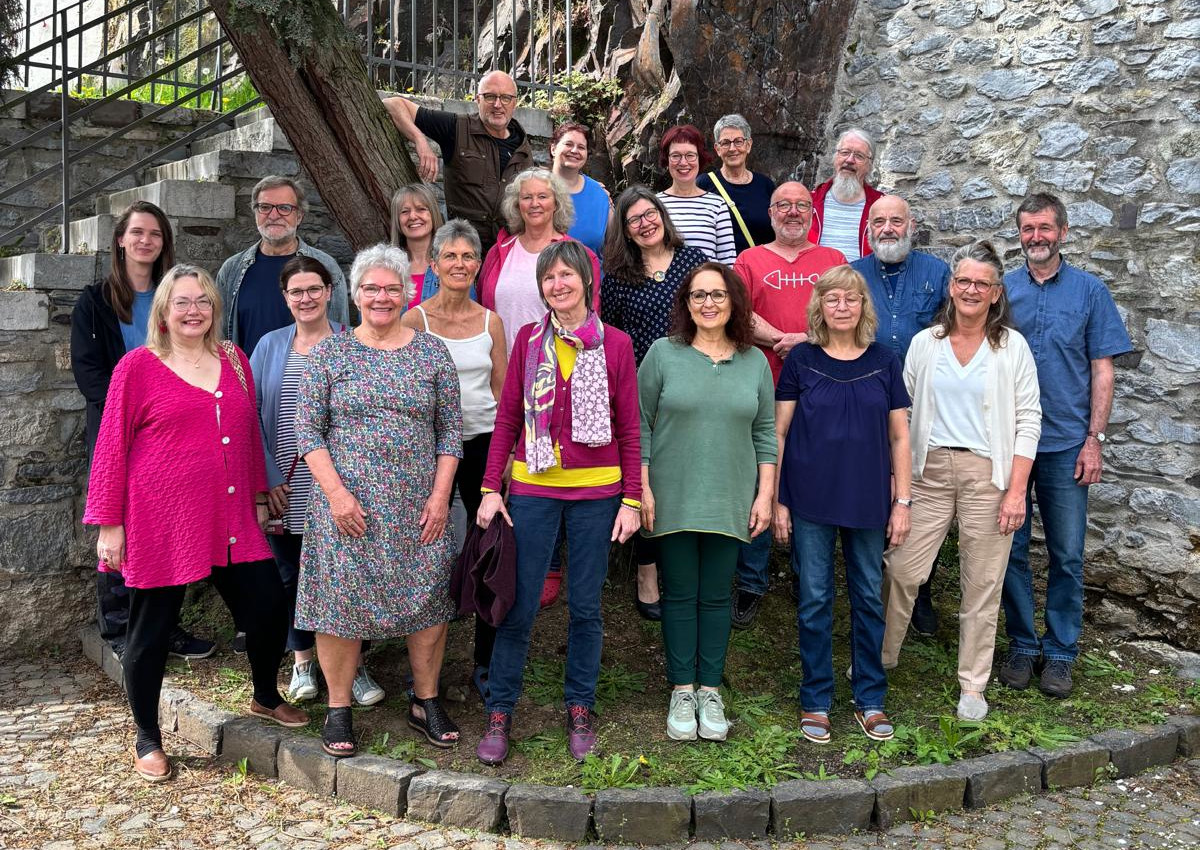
[
  {"x1": 234, "y1": 105, "x2": 273, "y2": 128},
  {"x1": 103, "y1": 180, "x2": 237, "y2": 221},
  {"x1": 148, "y1": 148, "x2": 300, "y2": 183},
  {"x1": 0, "y1": 252, "x2": 99, "y2": 293},
  {"x1": 191, "y1": 117, "x2": 291, "y2": 156},
  {"x1": 67, "y1": 215, "x2": 113, "y2": 255}
]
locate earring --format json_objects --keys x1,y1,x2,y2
[{"x1": 158, "y1": 322, "x2": 167, "y2": 332}]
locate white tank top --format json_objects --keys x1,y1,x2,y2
[{"x1": 416, "y1": 306, "x2": 498, "y2": 438}]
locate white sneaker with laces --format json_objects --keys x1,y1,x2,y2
[
  {"x1": 287, "y1": 660, "x2": 318, "y2": 702},
  {"x1": 352, "y1": 665, "x2": 385, "y2": 706},
  {"x1": 697, "y1": 689, "x2": 729, "y2": 741},
  {"x1": 667, "y1": 689, "x2": 698, "y2": 740}
]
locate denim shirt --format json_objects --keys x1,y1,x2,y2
[
  {"x1": 215, "y1": 237, "x2": 349, "y2": 344},
  {"x1": 852, "y1": 249, "x2": 950, "y2": 361},
  {"x1": 1005, "y1": 260, "x2": 1131, "y2": 453}
]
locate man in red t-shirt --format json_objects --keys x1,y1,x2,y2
[{"x1": 735, "y1": 181, "x2": 848, "y2": 383}]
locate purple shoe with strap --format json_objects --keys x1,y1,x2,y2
[
  {"x1": 476, "y1": 711, "x2": 511, "y2": 765},
  {"x1": 566, "y1": 704, "x2": 597, "y2": 761}
]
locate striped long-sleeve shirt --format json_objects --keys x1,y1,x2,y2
[{"x1": 657, "y1": 191, "x2": 737, "y2": 264}]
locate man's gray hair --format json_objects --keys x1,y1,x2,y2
[
  {"x1": 713, "y1": 113, "x2": 752, "y2": 142},
  {"x1": 836, "y1": 127, "x2": 875, "y2": 159},
  {"x1": 500, "y1": 168, "x2": 575, "y2": 235},
  {"x1": 349, "y1": 243, "x2": 412, "y2": 301},
  {"x1": 251, "y1": 175, "x2": 309, "y2": 214},
  {"x1": 431, "y1": 219, "x2": 482, "y2": 260}
]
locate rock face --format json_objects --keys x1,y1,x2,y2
[{"x1": 822, "y1": 0, "x2": 1200, "y2": 650}]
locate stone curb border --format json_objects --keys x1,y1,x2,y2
[{"x1": 81, "y1": 626, "x2": 1200, "y2": 843}]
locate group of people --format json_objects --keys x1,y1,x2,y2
[{"x1": 71, "y1": 70, "x2": 1131, "y2": 782}]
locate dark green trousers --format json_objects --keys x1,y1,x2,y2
[{"x1": 658, "y1": 531, "x2": 741, "y2": 687}]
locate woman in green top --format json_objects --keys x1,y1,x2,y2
[{"x1": 638, "y1": 262, "x2": 777, "y2": 742}]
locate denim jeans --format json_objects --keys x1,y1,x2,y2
[
  {"x1": 486, "y1": 494, "x2": 620, "y2": 715},
  {"x1": 735, "y1": 529, "x2": 773, "y2": 595},
  {"x1": 792, "y1": 517, "x2": 887, "y2": 712},
  {"x1": 1002, "y1": 443, "x2": 1090, "y2": 663}
]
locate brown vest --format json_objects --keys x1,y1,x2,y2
[{"x1": 444, "y1": 113, "x2": 534, "y2": 251}]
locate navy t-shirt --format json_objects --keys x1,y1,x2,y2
[
  {"x1": 776, "y1": 342, "x2": 909, "y2": 529},
  {"x1": 696, "y1": 170, "x2": 777, "y2": 254},
  {"x1": 236, "y1": 250, "x2": 294, "y2": 357}
]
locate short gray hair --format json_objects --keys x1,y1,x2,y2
[
  {"x1": 431, "y1": 219, "x2": 482, "y2": 260},
  {"x1": 713, "y1": 113, "x2": 752, "y2": 142},
  {"x1": 836, "y1": 127, "x2": 875, "y2": 159},
  {"x1": 349, "y1": 243, "x2": 412, "y2": 301},
  {"x1": 500, "y1": 168, "x2": 575, "y2": 235},
  {"x1": 251, "y1": 175, "x2": 309, "y2": 214}
]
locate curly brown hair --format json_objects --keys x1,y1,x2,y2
[{"x1": 669, "y1": 262, "x2": 754, "y2": 351}]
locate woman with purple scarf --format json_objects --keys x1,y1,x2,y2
[{"x1": 474, "y1": 240, "x2": 642, "y2": 766}]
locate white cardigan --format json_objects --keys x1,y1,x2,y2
[{"x1": 905, "y1": 326, "x2": 1042, "y2": 491}]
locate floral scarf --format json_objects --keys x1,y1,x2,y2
[{"x1": 522, "y1": 310, "x2": 611, "y2": 474}]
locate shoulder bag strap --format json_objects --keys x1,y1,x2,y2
[
  {"x1": 706, "y1": 171, "x2": 755, "y2": 249},
  {"x1": 220, "y1": 340, "x2": 249, "y2": 398}
]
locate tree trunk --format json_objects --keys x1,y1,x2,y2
[{"x1": 208, "y1": 0, "x2": 420, "y2": 250}]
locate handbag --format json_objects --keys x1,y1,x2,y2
[
  {"x1": 219, "y1": 340, "x2": 250, "y2": 397},
  {"x1": 265, "y1": 454, "x2": 301, "y2": 536}
]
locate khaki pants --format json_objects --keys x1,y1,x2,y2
[{"x1": 882, "y1": 448, "x2": 1014, "y2": 692}]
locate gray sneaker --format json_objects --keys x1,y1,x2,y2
[
  {"x1": 287, "y1": 660, "x2": 318, "y2": 702},
  {"x1": 352, "y1": 665, "x2": 386, "y2": 706},
  {"x1": 1040, "y1": 659, "x2": 1073, "y2": 699},
  {"x1": 697, "y1": 689, "x2": 729, "y2": 741},
  {"x1": 667, "y1": 689, "x2": 698, "y2": 740}
]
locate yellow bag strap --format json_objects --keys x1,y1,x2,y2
[{"x1": 706, "y1": 171, "x2": 755, "y2": 249}]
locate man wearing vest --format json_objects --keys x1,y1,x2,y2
[
  {"x1": 808, "y1": 128, "x2": 885, "y2": 262},
  {"x1": 384, "y1": 72, "x2": 534, "y2": 254}
]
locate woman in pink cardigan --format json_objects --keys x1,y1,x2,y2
[{"x1": 84, "y1": 265, "x2": 306, "y2": 783}]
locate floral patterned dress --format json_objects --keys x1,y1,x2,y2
[{"x1": 294, "y1": 331, "x2": 463, "y2": 638}]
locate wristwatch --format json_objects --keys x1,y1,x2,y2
[
  {"x1": 1087, "y1": 430, "x2": 1107, "y2": 444},
  {"x1": 894, "y1": 498, "x2": 913, "y2": 507}
]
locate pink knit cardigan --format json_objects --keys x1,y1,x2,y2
[{"x1": 83, "y1": 346, "x2": 272, "y2": 588}]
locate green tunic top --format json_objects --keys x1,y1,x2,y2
[{"x1": 638, "y1": 337, "x2": 777, "y2": 542}]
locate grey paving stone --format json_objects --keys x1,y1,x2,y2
[
  {"x1": 100, "y1": 644, "x2": 124, "y2": 685},
  {"x1": 692, "y1": 788, "x2": 770, "y2": 839},
  {"x1": 1032, "y1": 740, "x2": 1112, "y2": 789},
  {"x1": 78, "y1": 625, "x2": 103, "y2": 666},
  {"x1": 176, "y1": 699, "x2": 236, "y2": 755},
  {"x1": 503, "y1": 784, "x2": 592, "y2": 841},
  {"x1": 1164, "y1": 715, "x2": 1200, "y2": 756},
  {"x1": 771, "y1": 778, "x2": 875, "y2": 838},
  {"x1": 406, "y1": 770, "x2": 508, "y2": 831},
  {"x1": 592, "y1": 787, "x2": 690, "y2": 844},
  {"x1": 871, "y1": 764, "x2": 967, "y2": 829},
  {"x1": 221, "y1": 717, "x2": 285, "y2": 778},
  {"x1": 277, "y1": 736, "x2": 338, "y2": 796},
  {"x1": 158, "y1": 687, "x2": 191, "y2": 734},
  {"x1": 1090, "y1": 726, "x2": 1180, "y2": 778},
  {"x1": 335, "y1": 754, "x2": 421, "y2": 817},
  {"x1": 952, "y1": 750, "x2": 1044, "y2": 807}
]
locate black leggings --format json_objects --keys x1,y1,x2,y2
[
  {"x1": 457, "y1": 433, "x2": 499, "y2": 668},
  {"x1": 124, "y1": 558, "x2": 287, "y2": 757}
]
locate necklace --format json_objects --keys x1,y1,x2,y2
[
  {"x1": 171, "y1": 347, "x2": 204, "y2": 368},
  {"x1": 646, "y1": 248, "x2": 674, "y2": 284}
]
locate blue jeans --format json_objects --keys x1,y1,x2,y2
[
  {"x1": 486, "y1": 494, "x2": 620, "y2": 715},
  {"x1": 1002, "y1": 443, "x2": 1090, "y2": 663},
  {"x1": 735, "y1": 529, "x2": 773, "y2": 595},
  {"x1": 792, "y1": 518, "x2": 887, "y2": 712}
]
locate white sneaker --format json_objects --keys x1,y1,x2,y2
[
  {"x1": 352, "y1": 665, "x2": 385, "y2": 706},
  {"x1": 697, "y1": 689, "x2": 729, "y2": 741},
  {"x1": 287, "y1": 660, "x2": 318, "y2": 702},
  {"x1": 957, "y1": 692, "x2": 989, "y2": 721},
  {"x1": 667, "y1": 689, "x2": 698, "y2": 740}
]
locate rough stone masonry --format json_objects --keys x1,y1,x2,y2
[{"x1": 821, "y1": 0, "x2": 1199, "y2": 648}]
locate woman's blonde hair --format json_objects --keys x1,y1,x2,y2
[
  {"x1": 805, "y1": 265, "x2": 878, "y2": 348},
  {"x1": 500, "y1": 168, "x2": 575, "y2": 235},
  {"x1": 145, "y1": 264, "x2": 223, "y2": 357}
]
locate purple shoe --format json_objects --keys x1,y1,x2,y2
[
  {"x1": 476, "y1": 711, "x2": 511, "y2": 765},
  {"x1": 566, "y1": 704, "x2": 597, "y2": 761}
]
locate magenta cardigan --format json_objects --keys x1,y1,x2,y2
[
  {"x1": 83, "y1": 346, "x2": 272, "y2": 588},
  {"x1": 482, "y1": 321, "x2": 643, "y2": 503},
  {"x1": 477, "y1": 231, "x2": 603, "y2": 314}
]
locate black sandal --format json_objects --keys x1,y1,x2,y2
[
  {"x1": 322, "y1": 706, "x2": 357, "y2": 758},
  {"x1": 408, "y1": 696, "x2": 460, "y2": 748}
]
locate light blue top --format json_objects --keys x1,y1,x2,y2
[
  {"x1": 567, "y1": 175, "x2": 611, "y2": 258},
  {"x1": 119, "y1": 289, "x2": 156, "y2": 351}
]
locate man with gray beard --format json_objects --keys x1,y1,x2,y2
[
  {"x1": 851, "y1": 194, "x2": 949, "y2": 637},
  {"x1": 807, "y1": 128, "x2": 885, "y2": 261}
]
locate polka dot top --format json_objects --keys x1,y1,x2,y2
[{"x1": 600, "y1": 245, "x2": 707, "y2": 365}]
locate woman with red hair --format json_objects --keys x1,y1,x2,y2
[{"x1": 656, "y1": 124, "x2": 736, "y2": 264}]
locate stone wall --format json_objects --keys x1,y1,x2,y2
[{"x1": 822, "y1": 0, "x2": 1200, "y2": 648}]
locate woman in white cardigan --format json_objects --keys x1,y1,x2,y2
[{"x1": 881, "y1": 240, "x2": 1041, "y2": 722}]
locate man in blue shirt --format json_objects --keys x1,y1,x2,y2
[
  {"x1": 999, "y1": 193, "x2": 1131, "y2": 699},
  {"x1": 852, "y1": 195, "x2": 950, "y2": 636}
]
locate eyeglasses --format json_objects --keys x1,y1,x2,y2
[
  {"x1": 625, "y1": 208, "x2": 660, "y2": 228},
  {"x1": 951, "y1": 276, "x2": 1000, "y2": 292},
  {"x1": 716, "y1": 137, "x2": 749, "y2": 149},
  {"x1": 870, "y1": 216, "x2": 910, "y2": 229},
  {"x1": 438, "y1": 251, "x2": 479, "y2": 264},
  {"x1": 253, "y1": 202, "x2": 299, "y2": 216},
  {"x1": 360, "y1": 284, "x2": 407, "y2": 299},
  {"x1": 821, "y1": 294, "x2": 863, "y2": 308},
  {"x1": 668, "y1": 152, "x2": 699, "y2": 164},
  {"x1": 479, "y1": 92, "x2": 517, "y2": 105},
  {"x1": 835, "y1": 148, "x2": 872, "y2": 162},
  {"x1": 171, "y1": 296, "x2": 214, "y2": 312},
  {"x1": 284, "y1": 285, "x2": 328, "y2": 302},
  {"x1": 770, "y1": 201, "x2": 813, "y2": 214},
  {"x1": 688, "y1": 289, "x2": 728, "y2": 305}
]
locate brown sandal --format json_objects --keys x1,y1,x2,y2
[
  {"x1": 854, "y1": 709, "x2": 895, "y2": 741},
  {"x1": 132, "y1": 748, "x2": 173, "y2": 783},
  {"x1": 800, "y1": 711, "x2": 831, "y2": 744}
]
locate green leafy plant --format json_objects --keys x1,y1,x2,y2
[
  {"x1": 1078, "y1": 653, "x2": 1136, "y2": 684},
  {"x1": 367, "y1": 732, "x2": 436, "y2": 768},
  {"x1": 802, "y1": 762, "x2": 839, "y2": 781},
  {"x1": 524, "y1": 658, "x2": 566, "y2": 705},
  {"x1": 682, "y1": 724, "x2": 803, "y2": 793},
  {"x1": 580, "y1": 753, "x2": 649, "y2": 791},
  {"x1": 594, "y1": 664, "x2": 647, "y2": 713},
  {"x1": 513, "y1": 727, "x2": 567, "y2": 758},
  {"x1": 909, "y1": 807, "x2": 938, "y2": 823}
]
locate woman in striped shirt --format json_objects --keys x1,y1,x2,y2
[{"x1": 656, "y1": 124, "x2": 737, "y2": 265}]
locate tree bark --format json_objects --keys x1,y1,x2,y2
[{"x1": 208, "y1": 0, "x2": 420, "y2": 250}]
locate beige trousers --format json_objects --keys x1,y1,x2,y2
[{"x1": 882, "y1": 448, "x2": 1014, "y2": 691}]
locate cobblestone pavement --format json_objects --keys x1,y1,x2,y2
[{"x1": 1, "y1": 656, "x2": 1198, "y2": 850}]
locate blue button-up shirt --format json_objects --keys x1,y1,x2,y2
[
  {"x1": 852, "y1": 250, "x2": 950, "y2": 361},
  {"x1": 1005, "y1": 260, "x2": 1131, "y2": 453}
]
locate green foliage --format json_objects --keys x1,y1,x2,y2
[
  {"x1": 1078, "y1": 653, "x2": 1136, "y2": 684},
  {"x1": 512, "y1": 727, "x2": 568, "y2": 758},
  {"x1": 524, "y1": 658, "x2": 565, "y2": 706},
  {"x1": 801, "y1": 762, "x2": 839, "y2": 781},
  {"x1": 366, "y1": 732, "x2": 437, "y2": 769},
  {"x1": 594, "y1": 664, "x2": 647, "y2": 713},
  {"x1": 228, "y1": 0, "x2": 317, "y2": 62},
  {"x1": 70, "y1": 72, "x2": 259, "y2": 114},
  {"x1": 0, "y1": 0, "x2": 19, "y2": 90},
  {"x1": 531, "y1": 72, "x2": 624, "y2": 127},
  {"x1": 680, "y1": 724, "x2": 803, "y2": 793},
  {"x1": 580, "y1": 753, "x2": 650, "y2": 791}
]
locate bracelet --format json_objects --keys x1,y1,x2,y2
[{"x1": 620, "y1": 503, "x2": 640, "y2": 513}]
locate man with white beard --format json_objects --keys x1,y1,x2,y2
[
  {"x1": 852, "y1": 195, "x2": 950, "y2": 637},
  {"x1": 807, "y1": 128, "x2": 884, "y2": 262}
]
